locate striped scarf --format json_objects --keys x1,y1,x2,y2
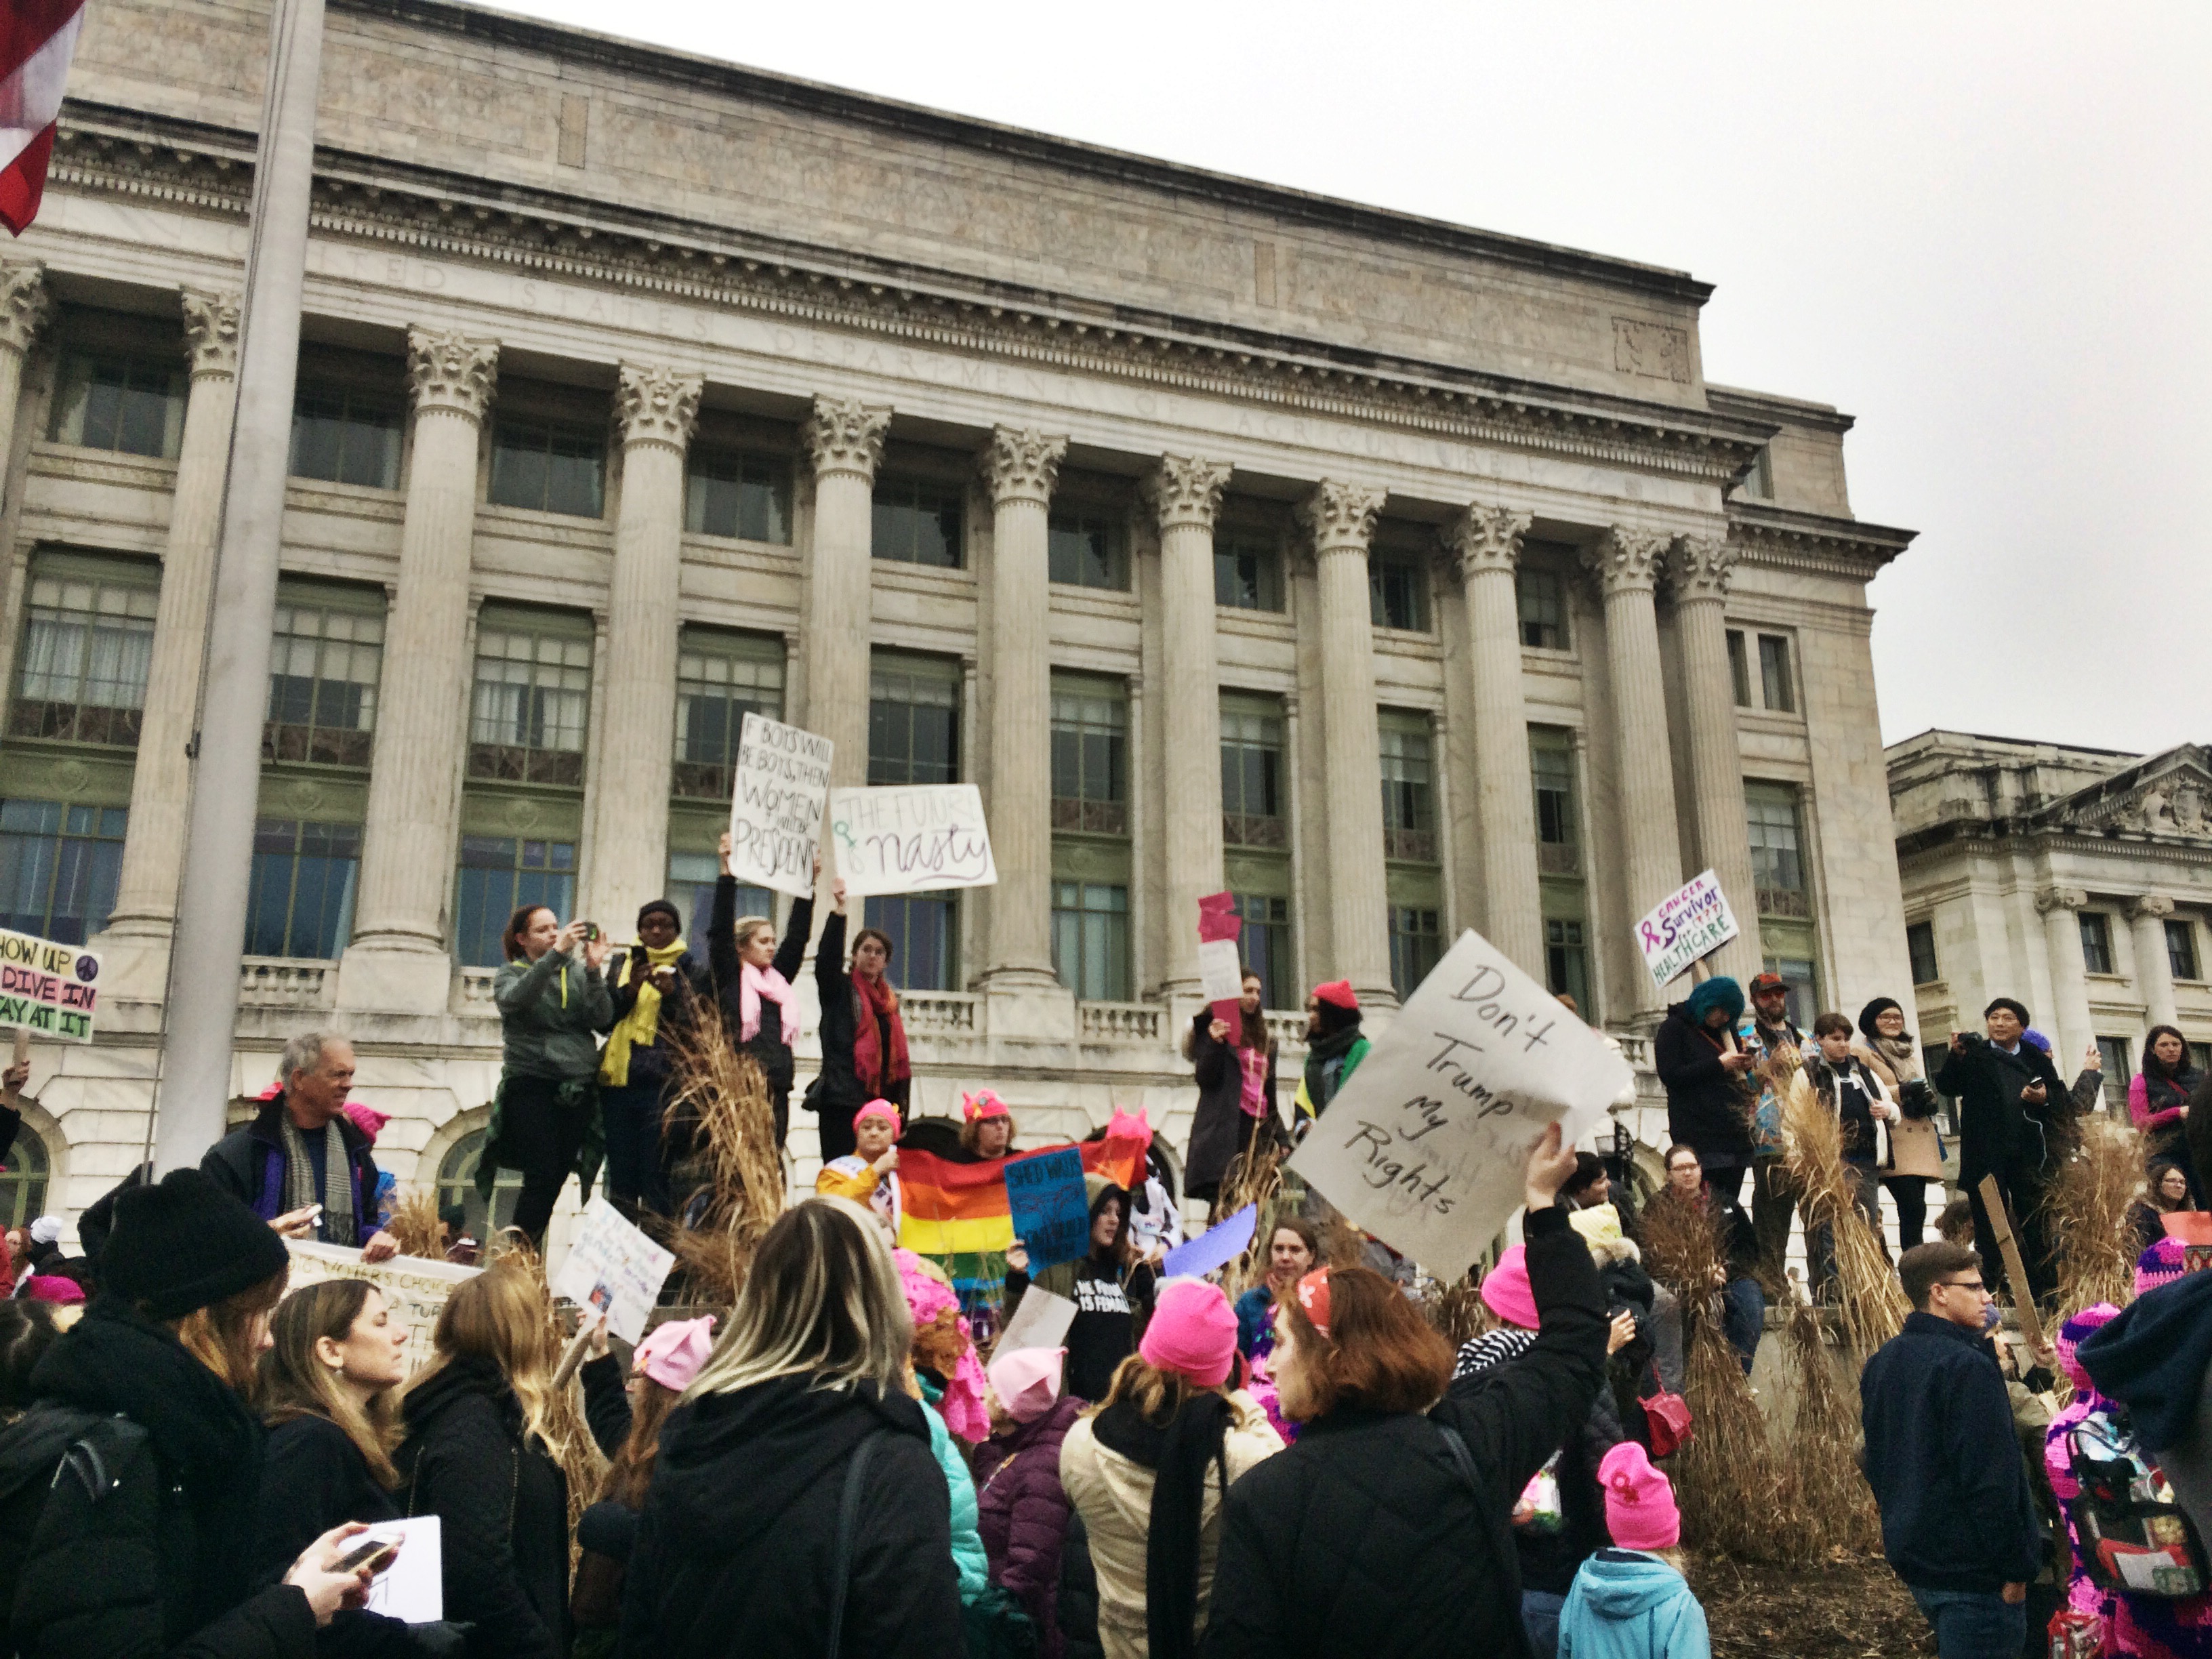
[{"x1": 279, "y1": 1112, "x2": 353, "y2": 1246}]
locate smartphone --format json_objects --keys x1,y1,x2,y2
[
  {"x1": 336, "y1": 1537, "x2": 399, "y2": 1576},
  {"x1": 579, "y1": 922, "x2": 600, "y2": 943}
]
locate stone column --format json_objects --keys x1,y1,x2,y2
[
  {"x1": 335, "y1": 329, "x2": 498, "y2": 1014},
  {"x1": 2131, "y1": 894, "x2": 2180, "y2": 1029},
  {"x1": 2036, "y1": 886, "x2": 2095, "y2": 1069},
  {"x1": 1298, "y1": 479, "x2": 1394, "y2": 1008},
  {"x1": 1582, "y1": 528, "x2": 1682, "y2": 1015},
  {"x1": 1668, "y1": 533, "x2": 1763, "y2": 983},
  {"x1": 1445, "y1": 502, "x2": 1542, "y2": 978},
  {"x1": 98, "y1": 288, "x2": 242, "y2": 998},
  {"x1": 1144, "y1": 454, "x2": 1233, "y2": 994},
  {"x1": 580, "y1": 364, "x2": 700, "y2": 933},
  {"x1": 0, "y1": 263, "x2": 49, "y2": 509},
  {"x1": 799, "y1": 397, "x2": 890, "y2": 797},
  {"x1": 978, "y1": 426, "x2": 1067, "y2": 987}
]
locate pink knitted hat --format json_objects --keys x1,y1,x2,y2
[
  {"x1": 633, "y1": 1315, "x2": 717, "y2": 1393},
  {"x1": 853, "y1": 1099, "x2": 901, "y2": 1134},
  {"x1": 985, "y1": 1347, "x2": 1065, "y2": 1424},
  {"x1": 894, "y1": 1248, "x2": 989, "y2": 1441},
  {"x1": 2055, "y1": 1303, "x2": 2120, "y2": 1393},
  {"x1": 341, "y1": 1101, "x2": 390, "y2": 1144},
  {"x1": 961, "y1": 1090, "x2": 1008, "y2": 1123},
  {"x1": 1479, "y1": 1246, "x2": 1540, "y2": 1332},
  {"x1": 1599, "y1": 1441, "x2": 1681, "y2": 1551},
  {"x1": 1139, "y1": 1277, "x2": 1238, "y2": 1389},
  {"x1": 2136, "y1": 1236, "x2": 2188, "y2": 1297},
  {"x1": 20, "y1": 1274, "x2": 83, "y2": 1306}
]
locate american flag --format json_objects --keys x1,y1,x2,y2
[{"x1": 0, "y1": 0, "x2": 83, "y2": 236}]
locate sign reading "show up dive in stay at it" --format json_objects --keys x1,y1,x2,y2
[{"x1": 0, "y1": 928, "x2": 101, "y2": 1043}]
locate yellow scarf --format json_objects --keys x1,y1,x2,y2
[{"x1": 599, "y1": 941, "x2": 687, "y2": 1087}]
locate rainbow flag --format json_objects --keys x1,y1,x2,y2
[{"x1": 898, "y1": 1132, "x2": 1147, "y2": 1257}]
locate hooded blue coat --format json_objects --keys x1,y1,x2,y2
[{"x1": 1556, "y1": 1550, "x2": 1711, "y2": 1659}]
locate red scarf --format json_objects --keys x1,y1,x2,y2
[{"x1": 851, "y1": 970, "x2": 910, "y2": 1094}]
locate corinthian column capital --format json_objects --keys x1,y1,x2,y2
[
  {"x1": 979, "y1": 426, "x2": 1067, "y2": 506},
  {"x1": 802, "y1": 394, "x2": 891, "y2": 481},
  {"x1": 1445, "y1": 501, "x2": 1532, "y2": 581},
  {"x1": 615, "y1": 363, "x2": 701, "y2": 452},
  {"x1": 1583, "y1": 527, "x2": 1672, "y2": 597},
  {"x1": 0, "y1": 262, "x2": 49, "y2": 355},
  {"x1": 1669, "y1": 533, "x2": 1738, "y2": 602},
  {"x1": 2035, "y1": 885, "x2": 2090, "y2": 915},
  {"x1": 2131, "y1": 893, "x2": 2177, "y2": 922},
  {"x1": 1144, "y1": 453, "x2": 1233, "y2": 531},
  {"x1": 407, "y1": 328, "x2": 500, "y2": 422},
  {"x1": 180, "y1": 288, "x2": 243, "y2": 380},
  {"x1": 1296, "y1": 478, "x2": 1385, "y2": 555}
]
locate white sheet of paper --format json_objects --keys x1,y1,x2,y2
[
  {"x1": 997, "y1": 1285, "x2": 1077, "y2": 1355},
  {"x1": 829, "y1": 783, "x2": 998, "y2": 897},
  {"x1": 551, "y1": 1197, "x2": 676, "y2": 1346},
  {"x1": 1196, "y1": 937, "x2": 1245, "y2": 1006},
  {"x1": 1634, "y1": 868, "x2": 1742, "y2": 994},
  {"x1": 361, "y1": 1517, "x2": 442, "y2": 1623},
  {"x1": 1285, "y1": 928, "x2": 1633, "y2": 1277},
  {"x1": 726, "y1": 713, "x2": 834, "y2": 899}
]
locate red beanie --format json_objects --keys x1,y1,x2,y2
[{"x1": 1313, "y1": 980, "x2": 1358, "y2": 1012}]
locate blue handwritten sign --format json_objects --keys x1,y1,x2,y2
[{"x1": 1005, "y1": 1146, "x2": 1090, "y2": 1269}]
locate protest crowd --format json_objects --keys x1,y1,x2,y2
[{"x1": 0, "y1": 828, "x2": 2207, "y2": 1659}]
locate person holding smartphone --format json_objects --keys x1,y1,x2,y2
[
  {"x1": 1936, "y1": 997, "x2": 2074, "y2": 1307},
  {"x1": 598, "y1": 899, "x2": 710, "y2": 1221},
  {"x1": 484, "y1": 905, "x2": 613, "y2": 1250}
]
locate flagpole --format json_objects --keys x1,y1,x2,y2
[{"x1": 150, "y1": 0, "x2": 324, "y2": 1172}]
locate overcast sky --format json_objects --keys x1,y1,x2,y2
[{"x1": 507, "y1": 0, "x2": 2207, "y2": 754}]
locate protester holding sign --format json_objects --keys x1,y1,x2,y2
[
  {"x1": 1184, "y1": 972, "x2": 1282, "y2": 1212},
  {"x1": 808, "y1": 878, "x2": 914, "y2": 1168},
  {"x1": 1202, "y1": 1124, "x2": 1609, "y2": 1659},
  {"x1": 204, "y1": 1033, "x2": 402, "y2": 1261},
  {"x1": 598, "y1": 898, "x2": 709, "y2": 1220},
  {"x1": 1006, "y1": 1177, "x2": 1157, "y2": 1404},
  {"x1": 708, "y1": 834, "x2": 815, "y2": 1150},
  {"x1": 1654, "y1": 977, "x2": 1757, "y2": 1206},
  {"x1": 486, "y1": 905, "x2": 613, "y2": 1250}
]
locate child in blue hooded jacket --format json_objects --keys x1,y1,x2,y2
[{"x1": 1557, "y1": 1442, "x2": 1711, "y2": 1659}]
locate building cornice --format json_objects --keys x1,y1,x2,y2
[
  {"x1": 48, "y1": 104, "x2": 1779, "y2": 491},
  {"x1": 1727, "y1": 500, "x2": 1917, "y2": 579}
]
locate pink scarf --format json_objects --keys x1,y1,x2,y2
[
  {"x1": 1238, "y1": 1047, "x2": 1269, "y2": 1118},
  {"x1": 739, "y1": 961, "x2": 798, "y2": 1047}
]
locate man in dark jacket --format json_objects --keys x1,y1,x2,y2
[
  {"x1": 1653, "y1": 976, "x2": 1757, "y2": 1205},
  {"x1": 1862, "y1": 1241, "x2": 2043, "y2": 1659},
  {"x1": 1934, "y1": 998, "x2": 2071, "y2": 1305},
  {"x1": 203, "y1": 1032, "x2": 397, "y2": 1261}
]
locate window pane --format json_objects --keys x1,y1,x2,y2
[
  {"x1": 1214, "y1": 539, "x2": 1282, "y2": 612},
  {"x1": 1906, "y1": 920, "x2": 1940, "y2": 986},
  {"x1": 672, "y1": 632, "x2": 785, "y2": 799},
  {"x1": 245, "y1": 817, "x2": 361, "y2": 958},
  {"x1": 1758, "y1": 635, "x2": 1794, "y2": 713},
  {"x1": 2095, "y1": 1038, "x2": 2133, "y2": 1113},
  {"x1": 1048, "y1": 512, "x2": 1125, "y2": 591},
  {"x1": 0, "y1": 798, "x2": 127, "y2": 943},
  {"x1": 437, "y1": 1129, "x2": 525, "y2": 1239},
  {"x1": 452, "y1": 836, "x2": 576, "y2": 967},
  {"x1": 1233, "y1": 893, "x2": 1292, "y2": 1012},
  {"x1": 468, "y1": 617, "x2": 592, "y2": 785},
  {"x1": 1545, "y1": 916, "x2": 1591, "y2": 1011},
  {"x1": 53, "y1": 354, "x2": 184, "y2": 459},
  {"x1": 1530, "y1": 735, "x2": 1579, "y2": 874},
  {"x1": 2078, "y1": 914, "x2": 2114, "y2": 976},
  {"x1": 489, "y1": 418, "x2": 605, "y2": 518},
  {"x1": 1052, "y1": 881, "x2": 1130, "y2": 1000},
  {"x1": 2167, "y1": 919, "x2": 2201, "y2": 982},
  {"x1": 1389, "y1": 906, "x2": 1441, "y2": 999},
  {"x1": 868, "y1": 655, "x2": 961, "y2": 785},
  {"x1": 289, "y1": 386, "x2": 401, "y2": 489},
  {"x1": 1745, "y1": 785, "x2": 1806, "y2": 912},
  {"x1": 687, "y1": 449, "x2": 792, "y2": 545},
  {"x1": 9, "y1": 564, "x2": 158, "y2": 747},
  {"x1": 861, "y1": 895, "x2": 956, "y2": 991},
  {"x1": 262, "y1": 594, "x2": 384, "y2": 767},
  {"x1": 1221, "y1": 701, "x2": 1286, "y2": 846},
  {"x1": 1378, "y1": 719, "x2": 1435, "y2": 861},
  {"x1": 872, "y1": 476, "x2": 963, "y2": 568},
  {"x1": 1369, "y1": 557, "x2": 1428, "y2": 632},
  {"x1": 1727, "y1": 630, "x2": 1752, "y2": 708},
  {"x1": 1050, "y1": 680, "x2": 1128, "y2": 833},
  {"x1": 1517, "y1": 569, "x2": 1566, "y2": 650}
]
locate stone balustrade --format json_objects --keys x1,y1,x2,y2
[
  {"x1": 237, "y1": 957, "x2": 334, "y2": 1010},
  {"x1": 899, "y1": 991, "x2": 980, "y2": 1037},
  {"x1": 1078, "y1": 1002, "x2": 1163, "y2": 1044}
]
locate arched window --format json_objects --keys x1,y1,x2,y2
[
  {"x1": 0, "y1": 1131, "x2": 50, "y2": 1229},
  {"x1": 436, "y1": 1128, "x2": 523, "y2": 1241}
]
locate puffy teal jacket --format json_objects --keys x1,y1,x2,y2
[{"x1": 919, "y1": 1378, "x2": 990, "y2": 1604}]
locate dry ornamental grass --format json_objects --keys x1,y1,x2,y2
[
  {"x1": 660, "y1": 1005, "x2": 787, "y2": 1306},
  {"x1": 2046, "y1": 1111, "x2": 2146, "y2": 1319},
  {"x1": 1781, "y1": 1068, "x2": 1907, "y2": 1357}
]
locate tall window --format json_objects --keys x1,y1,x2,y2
[
  {"x1": 1517, "y1": 568, "x2": 1568, "y2": 650},
  {"x1": 872, "y1": 475, "x2": 963, "y2": 568},
  {"x1": 0, "y1": 801, "x2": 126, "y2": 943},
  {"x1": 489, "y1": 417, "x2": 605, "y2": 518},
  {"x1": 1545, "y1": 917, "x2": 1590, "y2": 1010},
  {"x1": 2078, "y1": 913, "x2": 2114, "y2": 976},
  {"x1": 687, "y1": 448, "x2": 792, "y2": 544},
  {"x1": 1221, "y1": 697, "x2": 1286, "y2": 848},
  {"x1": 264, "y1": 588, "x2": 382, "y2": 767},
  {"x1": 289, "y1": 386, "x2": 401, "y2": 489},
  {"x1": 2095, "y1": 1038, "x2": 2133, "y2": 1113},
  {"x1": 1378, "y1": 714, "x2": 1435, "y2": 863},
  {"x1": 468, "y1": 611, "x2": 592, "y2": 786},
  {"x1": 1050, "y1": 677, "x2": 1127, "y2": 834},
  {"x1": 1052, "y1": 881, "x2": 1129, "y2": 1001},
  {"x1": 673, "y1": 631, "x2": 784, "y2": 800},
  {"x1": 50, "y1": 353, "x2": 184, "y2": 458},
  {"x1": 2169, "y1": 918, "x2": 2203, "y2": 982},
  {"x1": 1729, "y1": 630, "x2": 1797, "y2": 713},
  {"x1": 9, "y1": 560, "x2": 158, "y2": 747},
  {"x1": 1737, "y1": 447, "x2": 1774, "y2": 500},
  {"x1": 1214, "y1": 535, "x2": 1284, "y2": 612},
  {"x1": 1369, "y1": 555, "x2": 1429, "y2": 632},
  {"x1": 869, "y1": 653, "x2": 960, "y2": 785},
  {"x1": 1048, "y1": 510, "x2": 1126, "y2": 591},
  {"x1": 862, "y1": 895, "x2": 956, "y2": 993},
  {"x1": 1745, "y1": 783, "x2": 1808, "y2": 916},
  {"x1": 453, "y1": 836, "x2": 575, "y2": 968},
  {"x1": 1389, "y1": 907, "x2": 1441, "y2": 1000},
  {"x1": 246, "y1": 820, "x2": 361, "y2": 959},
  {"x1": 1727, "y1": 630, "x2": 1753, "y2": 707},
  {"x1": 1530, "y1": 731, "x2": 1580, "y2": 875},
  {"x1": 1234, "y1": 893, "x2": 1292, "y2": 1012},
  {"x1": 1907, "y1": 920, "x2": 1940, "y2": 985},
  {"x1": 0, "y1": 1132, "x2": 49, "y2": 1228},
  {"x1": 437, "y1": 1129, "x2": 523, "y2": 1239}
]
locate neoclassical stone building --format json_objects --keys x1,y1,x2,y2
[
  {"x1": 0, "y1": 0, "x2": 1919, "y2": 1237},
  {"x1": 1890, "y1": 731, "x2": 2212, "y2": 1108}
]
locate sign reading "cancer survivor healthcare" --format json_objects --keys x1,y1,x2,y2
[
  {"x1": 1634, "y1": 868, "x2": 1742, "y2": 994},
  {"x1": 830, "y1": 784, "x2": 999, "y2": 899},
  {"x1": 726, "y1": 713, "x2": 834, "y2": 900},
  {"x1": 0, "y1": 928, "x2": 101, "y2": 1043}
]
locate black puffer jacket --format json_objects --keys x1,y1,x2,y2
[
  {"x1": 1, "y1": 1299, "x2": 316, "y2": 1659},
  {"x1": 1934, "y1": 1037, "x2": 2072, "y2": 1180},
  {"x1": 398, "y1": 1356, "x2": 570, "y2": 1659},
  {"x1": 618, "y1": 1374, "x2": 960, "y2": 1658},
  {"x1": 1183, "y1": 1012, "x2": 1281, "y2": 1204},
  {"x1": 706, "y1": 879, "x2": 811, "y2": 1124},
  {"x1": 1653, "y1": 1002, "x2": 1754, "y2": 1160},
  {"x1": 251, "y1": 1414, "x2": 417, "y2": 1659},
  {"x1": 1198, "y1": 1206, "x2": 1609, "y2": 1659}
]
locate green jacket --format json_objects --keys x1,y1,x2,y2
[{"x1": 493, "y1": 950, "x2": 613, "y2": 1080}]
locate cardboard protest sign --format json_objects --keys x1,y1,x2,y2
[
  {"x1": 285, "y1": 1242, "x2": 480, "y2": 1374},
  {"x1": 1004, "y1": 1146, "x2": 1090, "y2": 1269},
  {"x1": 552, "y1": 1197, "x2": 676, "y2": 1345},
  {"x1": 0, "y1": 928, "x2": 100, "y2": 1043},
  {"x1": 726, "y1": 713, "x2": 833, "y2": 899},
  {"x1": 998, "y1": 1284, "x2": 1077, "y2": 1355},
  {"x1": 830, "y1": 784, "x2": 998, "y2": 898},
  {"x1": 1162, "y1": 1203, "x2": 1256, "y2": 1281},
  {"x1": 1635, "y1": 869, "x2": 1740, "y2": 994},
  {"x1": 1197, "y1": 890, "x2": 1247, "y2": 1044},
  {"x1": 1284, "y1": 929, "x2": 1633, "y2": 1277}
]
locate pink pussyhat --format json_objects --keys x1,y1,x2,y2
[
  {"x1": 1479, "y1": 1246, "x2": 1540, "y2": 1332},
  {"x1": 633, "y1": 1315, "x2": 717, "y2": 1393},
  {"x1": 986, "y1": 1347, "x2": 1066, "y2": 1425},
  {"x1": 1599, "y1": 1441, "x2": 1681, "y2": 1551},
  {"x1": 341, "y1": 1101, "x2": 390, "y2": 1145},
  {"x1": 1139, "y1": 1277, "x2": 1238, "y2": 1388},
  {"x1": 2137, "y1": 1236, "x2": 2188, "y2": 1297},
  {"x1": 1105, "y1": 1105, "x2": 1153, "y2": 1146},
  {"x1": 853, "y1": 1099, "x2": 902, "y2": 1134}
]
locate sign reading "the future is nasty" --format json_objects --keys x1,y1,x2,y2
[{"x1": 830, "y1": 784, "x2": 999, "y2": 898}]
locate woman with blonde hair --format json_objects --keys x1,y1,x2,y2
[
  {"x1": 620, "y1": 1197, "x2": 964, "y2": 1656},
  {"x1": 707, "y1": 834, "x2": 817, "y2": 1151},
  {"x1": 398, "y1": 1261, "x2": 571, "y2": 1659}
]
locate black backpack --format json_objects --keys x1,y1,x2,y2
[
  {"x1": 0, "y1": 1403, "x2": 136, "y2": 1648},
  {"x1": 2065, "y1": 1401, "x2": 2212, "y2": 1598}
]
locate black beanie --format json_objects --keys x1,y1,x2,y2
[
  {"x1": 1858, "y1": 997, "x2": 1902, "y2": 1044},
  {"x1": 103, "y1": 1168, "x2": 290, "y2": 1320},
  {"x1": 636, "y1": 898, "x2": 682, "y2": 933},
  {"x1": 1984, "y1": 996, "x2": 2031, "y2": 1028}
]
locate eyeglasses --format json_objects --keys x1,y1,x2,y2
[{"x1": 1933, "y1": 1278, "x2": 1987, "y2": 1294}]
